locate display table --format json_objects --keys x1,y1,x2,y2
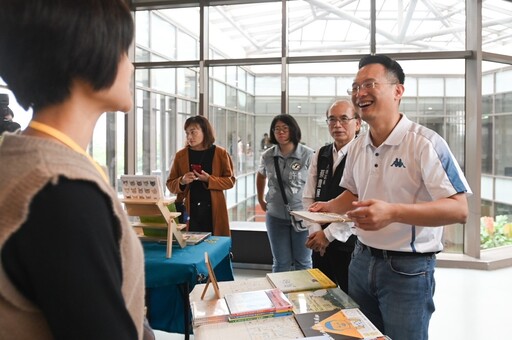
[
  {"x1": 143, "y1": 236, "x2": 234, "y2": 337},
  {"x1": 189, "y1": 276, "x2": 384, "y2": 340},
  {"x1": 190, "y1": 278, "x2": 303, "y2": 339}
]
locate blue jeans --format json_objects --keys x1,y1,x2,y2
[
  {"x1": 349, "y1": 241, "x2": 436, "y2": 340},
  {"x1": 266, "y1": 214, "x2": 312, "y2": 272}
]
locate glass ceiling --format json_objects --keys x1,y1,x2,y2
[{"x1": 200, "y1": 0, "x2": 512, "y2": 58}]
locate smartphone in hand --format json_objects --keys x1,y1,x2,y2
[{"x1": 190, "y1": 164, "x2": 202, "y2": 173}]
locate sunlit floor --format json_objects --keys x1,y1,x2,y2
[{"x1": 233, "y1": 265, "x2": 512, "y2": 340}]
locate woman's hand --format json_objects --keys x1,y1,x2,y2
[
  {"x1": 258, "y1": 199, "x2": 267, "y2": 211},
  {"x1": 194, "y1": 170, "x2": 210, "y2": 183},
  {"x1": 179, "y1": 171, "x2": 197, "y2": 185}
]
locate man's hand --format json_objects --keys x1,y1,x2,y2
[
  {"x1": 347, "y1": 199, "x2": 394, "y2": 231},
  {"x1": 305, "y1": 230, "x2": 329, "y2": 256},
  {"x1": 308, "y1": 201, "x2": 329, "y2": 212}
]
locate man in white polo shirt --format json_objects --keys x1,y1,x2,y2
[{"x1": 309, "y1": 54, "x2": 471, "y2": 340}]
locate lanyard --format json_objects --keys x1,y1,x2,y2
[{"x1": 28, "y1": 120, "x2": 109, "y2": 184}]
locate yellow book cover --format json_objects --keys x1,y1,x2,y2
[{"x1": 266, "y1": 268, "x2": 337, "y2": 293}]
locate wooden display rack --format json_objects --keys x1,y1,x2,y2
[{"x1": 122, "y1": 198, "x2": 187, "y2": 258}]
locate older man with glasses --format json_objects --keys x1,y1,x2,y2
[{"x1": 303, "y1": 99, "x2": 361, "y2": 293}]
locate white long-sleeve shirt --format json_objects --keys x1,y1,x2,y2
[{"x1": 302, "y1": 140, "x2": 355, "y2": 242}]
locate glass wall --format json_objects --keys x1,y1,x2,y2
[
  {"x1": 480, "y1": 62, "x2": 512, "y2": 249},
  {"x1": 4, "y1": 0, "x2": 512, "y2": 260},
  {"x1": 127, "y1": 0, "x2": 512, "y2": 256}
]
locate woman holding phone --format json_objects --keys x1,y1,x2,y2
[{"x1": 166, "y1": 116, "x2": 236, "y2": 236}]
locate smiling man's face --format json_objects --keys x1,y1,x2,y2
[{"x1": 351, "y1": 63, "x2": 402, "y2": 125}]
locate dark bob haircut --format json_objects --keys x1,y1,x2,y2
[
  {"x1": 358, "y1": 54, "x2": 405, "y2": 85},
  {"x1": 184, "y1": 115, "x2": 216, "y2": 149},
  {"x1": 1, "y1": 106, "x2": 14, "y2": 120},
  {"x1": 0, "y1": 0, "x2": 134, "y2": 112},
  {"x1": 269, "y1": 114, "x2": 301, "y2": 146}
]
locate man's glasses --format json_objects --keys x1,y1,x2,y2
[
  {"x1": 272, "y1": 126, "x2": 289, "y2": 133},
  {"x1": 347, "y1": 81, "x2": 397, "y2": 95},
  {"x1": 326, "y1": 116, "x2": 356, "y2": 125}
]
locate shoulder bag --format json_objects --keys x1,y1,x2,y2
[{"x1": 273, "y1": 156, "x2": 307, "y2": 232}]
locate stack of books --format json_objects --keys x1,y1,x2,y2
[
  {"x1": 192, "y1": 288, "x2": 293, "y2": 326},
  {"x1": 190, "y1": 298, "x2": 230, "y2": 326},
  {"x1": 191, "y1": 268, "x2": 388, "y2": 339},
  {"x1": 224, "y1": 288, "x2": 293, "y2": 322}
]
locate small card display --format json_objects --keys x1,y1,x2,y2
[{"x1": 120, "y1": 175, "x2": 163, "y2": 200}]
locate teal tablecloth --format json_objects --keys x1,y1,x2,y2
[{"x1": 143, "y1": 236, "x2": 234, "y2": 334}]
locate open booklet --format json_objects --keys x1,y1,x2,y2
[{"x1": 290, "y1": 211, "x2": 352, "y2": 224}]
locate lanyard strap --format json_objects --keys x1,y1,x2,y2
[
  {"x1": 28, "y1": 121, "x2": 109, "y2": 184},
  {"x1": 273, "y1": 156, "x2": 289, "y2": 206}
]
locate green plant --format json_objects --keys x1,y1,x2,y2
[{"x1": 480, "y1": 215, "x2": 512, "y2": 249}]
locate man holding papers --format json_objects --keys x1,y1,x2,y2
[
  {"x1": 309, "y1": 55, "x2": 471, "y2": 340},
  {"x1": 303, "y1": 99, "x2": 361, "y2": 293}
]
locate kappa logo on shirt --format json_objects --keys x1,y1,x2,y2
[{"x1": 390, "y1": 158, "x2": 406, "y2": 168}]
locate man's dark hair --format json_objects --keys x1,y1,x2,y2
[
  {"x1": 0, "y1": 0, "x2": 134, "y2": 112},
  {"x1": 359, "y1": 55, "x2": 405, "y2": 85},
  {"x1": 269, "y1": 114, "x2": 302, "y2": 146},
  {"x1": 184, "y1": 115, "x2": 216, "y2": 148}
]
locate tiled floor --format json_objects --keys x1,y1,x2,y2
[{"x1": 233, "y1": 265, "x2": 512, "y2": 340}]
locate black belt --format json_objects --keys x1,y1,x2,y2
[{"x1": 360, "y1": 243, "x2": 438, "y2": 258}]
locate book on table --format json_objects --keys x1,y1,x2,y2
[
  {"x1": 224, "y1": 288, "x2": 293, "y2": 322},
  {"x1": 290, "y1": 210, "x2": 352, "y2": 224},
  {"x1": 294, "y1": 308, "x2": 386, "y2": 340},
  {"x1": 191, "y1": 297, "x2": 230, "y2": 326},
  {"x1": 286, "y1": 287, "x2": 359, "y2": 314},
  {"x1": 181, "y1": 231, "x2": 211, "y2": 245},
  {"x1": 266, "y1": 268, "x2": 337, "y2": 293}
]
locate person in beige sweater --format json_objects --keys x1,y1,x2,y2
[{"x1": 0, "y1": 1, "x2": 152, "y2": 339}]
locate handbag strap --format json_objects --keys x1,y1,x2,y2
[{"x1": 273, "y1": 156, "x2": 289, "y2": 206}]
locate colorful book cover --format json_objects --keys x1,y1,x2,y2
[
  {"x1": 287, "y1": 287, "x2": 359, "y2": 314},
  {"x1": 265, "y1": 287, "x2": 293, "y2": 312},
  {"x1": 224, "y1": 288, "x2": 292, "y2": 319},
  {"x1": 311, "y1": 308, "x2": 384, "y2": 339},
  {"x1": 266, "y1": 268, "x2": 337, "y2": 293},
  {"x1": 295, "y1": 310, "x2": 354, "y2": 339}
]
